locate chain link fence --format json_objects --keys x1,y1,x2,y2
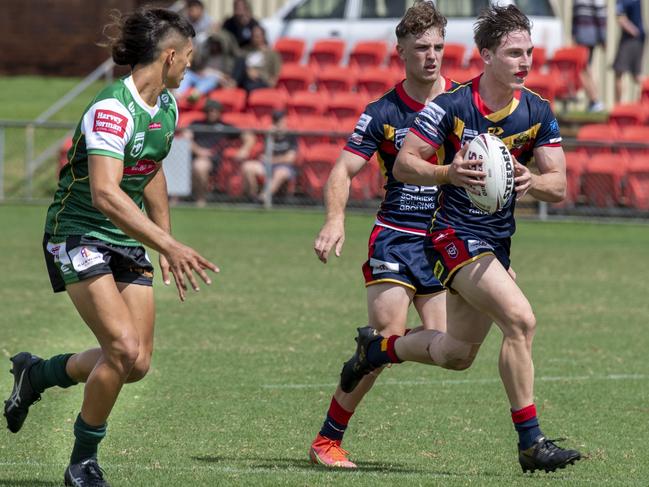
[{"x1": 1, "y1": 119, "x2": 648, "y2": 221}]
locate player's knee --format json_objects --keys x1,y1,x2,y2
[
  {"x1": 428, "y1": 331, "x2": 480, "y2": 371},
  {"x1": 506, "y1": 306, "x2": 536, "y2": 340},
  {"x1": 106, "y1": 336, "x2": 140, "y2": 378},
  {"x1": 126, "y1": 353, "x2": 151, "y2": 383}
]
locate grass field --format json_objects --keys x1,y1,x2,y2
[{"x1": 0, "y1": 204, "x2": 648, "y2": 486}]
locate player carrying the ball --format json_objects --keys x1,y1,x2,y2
[{"x1": 339, "y1": 4, "x2": 581, "y2": 473}]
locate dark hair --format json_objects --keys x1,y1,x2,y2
[
  {"x1": 396, "y1": 1, "x2": 447, "y2": 40},
  {"x1": 107, "y1": 8, "x2": 195, "y2": 67},
  {"x1": 473, "y1": 5, "x2": 531, "y2": 52},
  {"x1": 186, "y1": 0, "x2": 204, "y2": 8}
]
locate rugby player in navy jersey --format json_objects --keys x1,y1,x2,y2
[
  {"x1": 309, "y1": 2, "x2": 457, "y2": 468},
  {"x1": 339, "y1": 5, "x2": 582, "y2": 473}
]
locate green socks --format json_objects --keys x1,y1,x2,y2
[
  {"x1": 28, "y1": 353, "x2": 77, "y2": 393},
  {"x1": 70, "y1": 414, "x2": 107, "y2": 464}
]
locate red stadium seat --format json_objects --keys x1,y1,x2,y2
[
  {"x1": 576, "y1": 124, "x2": 620, "y2": 155},
  {"x1": 286, "y1": 90, "x2": 327, "y2": 116},
  {"x1": 640, "y1": 78, "x2": 649, "y2": 103},
  {"x1": 276, "y1": 63, "x2": 315, "y2": 93},
  {"x1": 308, "y1": 39, "x2": 346, "y2": 70},
  {"x1": 247, "y1": 88, "x2": 288, "y2": 118},
  {"x1": 287, "y1": 114, "x2": 337, "y2": 151},
  {"x1": 467, "y1": 48, "x2": 483, "y2": 73},
  {"x1": 608, "y1": 103, "x2": 648, "y2": 127},
  {"x1": 524, "y1": 72, "x2": 558, "y2": 105},
  {"x1": 531, "y1": 46, "x2": 546, "y2": 71},
  {"x1": 299, "y1": 143, "x2": 342, "y2": 200},
  {"x1": 176, "y1": 94, "x2": 206, "y2": 113},
  {"x1": 625, "y1": 157, "x2": 649, "y2": 209},
  {"x1": 547, "y1": 46, "x2": 589, "y2": 101},
  {"x1": 221, "y1": 112, "x2": 261, "y2": 130},
  {"x1": 325, "y1": 93, "x2": 367, "y2": 120},
  {"x1": 356, "y1": 67, "x2": 394, "y2": 97},
  {"x1": 560, "y1": 151, "x2": 588, "y2": 207},
  {"x1": 442, "y1": 67, "x2": 478, "y2": 84},
  {"x1": 208, "y1": 87, "x2": 246, "y2": 113},
  {"x1": 316, "y1": 65, "x2": 357, "y2": 94},
  {"x1": 441, "y1": 43, "x2": 466, "y2": 70},
  {"x1": 619, "y1": 126, "x2": 649, "y2": 156},
  {"x1": 176, "y1": 110, "x2": 205, "y2": 130},
  {"x1": 348, "y1": 40, "x2": 388, "y2": 69},
  {"x1": 387, "y1": 45, "x2": 404, "y2": 71},
  {"x1": 581, "y1": 153, "x2": 629, "y2": 207},
  {"x1": 274, "y1": 37, "x2": 306, "y2": 64},
  {"x1": 350, "y1": 155, "x2": 383, "y2": 200}
]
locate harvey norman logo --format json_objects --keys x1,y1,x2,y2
[{"x1": 93, "y1": 110, "x2": 127, "y2": 138}]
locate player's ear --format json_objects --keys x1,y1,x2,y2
[
  {"x1": 481, "y1": 48, "x2": 492, "y2": 65},
  {"x1": 396, "y1": 42, "x2": 405, "y2": 61},
  {"x1": 163, "y1": 48, "x2": 176, "y2": 66}
]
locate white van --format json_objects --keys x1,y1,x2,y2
[{"x1": 261, "y1": 0, "x2": 564, "y2": 59}]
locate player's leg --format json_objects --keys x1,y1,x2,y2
[
  {"x1": 310, "y1": 283, "x2": 413, "y2": 468},
  {"x1": 268, "y1": 165, "x2": 292, "y2": 196},
  {"x1": 63, "y1": 274, "x2": 140, "y2": 483}
]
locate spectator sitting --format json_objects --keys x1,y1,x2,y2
[
  {"x1": 176, "y1": 27, "x2": 240, "y2": 100},
  {"x1": 241, "y1": 110, "x2": 298, "y2": 202},
  {"x1": 233, "y1": 25, "x2": 282, "y2": 93},
  {"x1": 572, "y1": 0, "x2": 606, "y2": 112},
  {"x1": 183, "y1": 0, "x2": 214, "y2": 49},
  {"x1": 223, "y1": 0, "x2": 260, "y2": 50},
  {"x1": 184, "y1": 99, "x2": 255, "y2": 206}
]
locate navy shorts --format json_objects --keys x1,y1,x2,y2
[
  {"x1": 362, "y1": 225, "x2": 444, "y2": 296},
  {"x1": 43, "y1": 234, "x2": 154, "y2": 293},
  {"x1": 426, "y1": 226, "x2": 511, "y2": 291}
]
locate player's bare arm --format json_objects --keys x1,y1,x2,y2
[
  {"x1": 527, "y1": 145, "x2": 567, "y2": 203},
  {"x1": 394, "y1": 134, "x2": 484, "y2": 191},
  {"x1": 89, "y1": 154, "x2": 218, "y2": 301},
  {"x1": 314, "y1": 151, "x2": 367, "y2": 263}
]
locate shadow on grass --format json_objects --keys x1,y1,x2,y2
[
  {"x1": 0, "y1": 481, "x2": 60, "y2": 486},
  {"x1": 193, "y1": 455, "x2": 445, "y2": 475}
]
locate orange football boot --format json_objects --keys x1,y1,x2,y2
[{"x1": 309, "y1": 434, "x2": 357, "y2": 468}]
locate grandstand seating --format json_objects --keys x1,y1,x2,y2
[
  {"x1": 350, "y1": 155, "x2": 383, "y2": 200},
  {"x1": 286, "y1": 90, "x2": 326, "y2": 116},
  {"x1": 576, "y1": 124, "x2": 620, "y2": 155},
  {"x1": 276, "y1": 63, "x2": 315, "y2": 93},
  {"x1": 308, "y1": 39, "x2": 346, "y2": 70},
  {"x1": 523, "y1": 72, "x2": 557, "y2": 105},
  {"x1": 325, "y1": 93, "x2": 368, "y2": 120},
  {"x1": 625, "y1": 157, "x2": 649, "y2": 209},
  {"x1": 348, "y1": 41, "x2": 388, "y2": 69},
  {"x1": 618, "y1": 126, "x2": 649, "y2": 156},
  {"x1": 547, "y1": 45, "x2": 589, "y2": 101},
  {"x1": 316, "y1": 65, "x2": 357, "y2": 94},
  {"x1": 561, "y1": 151, "x2": 588, "y2": 207},
  {"x1": 247, "y1": 88, "x2": 288, "y2": 118},
  {"x1": 299, "y1": 143, "x2": 343, "y2": 199},
  {"x1": 177, "y1": 110, "x2": 205, "y2": 130},
  {"x1": 441, "y1": 43, "x2": 466, "y2": 70},
  {"x1": 273, "y1": 37, "x2": 306, "y2": 64},
  {"x1": 356, "y1": 67, "x2": 395, "y2": 97},
  {"x1": 581, "y1": 154, "x2": 628, "y2": 207},
  {"x1": 608, "y1": 103, "x2": 648, "y2": 127},
  {"x1": 208, "y1": 87, "x2": 247, "y2": 113}
]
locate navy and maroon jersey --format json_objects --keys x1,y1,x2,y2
[
  {"x1": 412, "y1": 75, "x2": 562, "y2": 240},
  {"x1": 344, "y1": 78, "x2": 457, "y2": 234}
]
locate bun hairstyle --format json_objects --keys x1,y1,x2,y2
[{"x1": 106, "y1": 8, "x2": 195, "y2": 67}]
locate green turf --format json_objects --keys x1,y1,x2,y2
[{"x1": 0, "y1": 204, "x2": 648, "y2": 486}]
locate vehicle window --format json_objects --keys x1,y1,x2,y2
[
  {"x1": 435, "y1": 0, "x2": 490, "y2": 17},
  {"x1": 286, "y1": 0, "x2": 347, "y2": 20},
  {"x1": 360, "y1": 0, "x2": 413, "y2": 19},
  {"x1": 514, "y1": 0, "x2": 554, "y2": 16}
]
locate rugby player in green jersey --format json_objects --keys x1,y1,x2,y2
[{"x1": 3, "y1": 8, "x2": 218, "y2": 486}]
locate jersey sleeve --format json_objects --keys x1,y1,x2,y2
[
  {"x1": 343, "y1": 103, "x2": 384, "y2": 161},
  {"x1": 410, "y1": 95, "x2": 454, "y2": 151},
  {"x1": 534, "y1": 101, "x2": 562, "y2": 148},
  {"x1": 81, "y1": 98, "x2": 134, "y2": 160}
]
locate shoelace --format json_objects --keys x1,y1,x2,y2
[
  {"x1": 320, "y1": 439, "x2": 351, "y2": 461},
  {"x1": 82, "y1": 460, "x2": 106, "y2": 482}
]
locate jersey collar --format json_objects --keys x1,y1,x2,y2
[
  {"x1": 395, "y1": 80, "x2": 426, "y2": 111},
  {"x1": 471, "y1": 74, "x2": 521, "y2": 123},
  {"x1": 123, "y1": 75, "x2": 160, "y2": 118}
]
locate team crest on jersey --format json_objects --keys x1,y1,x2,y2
[
  {"x1": 160, "y1": 93, "x2": 170, "y2": 105},
  {"x1": 394, "y1": 128, "x2": 410, "y2": 150},
  {"x1": 488, "y1": 126, "x2": 504, "y2": 136},
  {"x1": 445, "y1": 242, "x2": 458, "y2": 259},
  {"x1": 349, "y1": 133, "x2": 363, "y2": 145},
  {"x1": 130, "y1": 132, "x2": 146, "y2": 157}
]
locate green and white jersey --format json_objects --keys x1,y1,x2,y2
[{"x1": 44, "y1": 75, "x2": 178, "y2": 246}]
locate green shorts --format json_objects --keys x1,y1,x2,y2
[{"x1": 43, "y1": 234, "x2": 154, "y2": 293}]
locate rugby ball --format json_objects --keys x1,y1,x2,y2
[{"x1": 465, "y1": 133, "x2": 515, "y2": 214}]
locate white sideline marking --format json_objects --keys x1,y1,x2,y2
[{"x1": 261, "y1": 374, "x2": 648, "y2": 390}]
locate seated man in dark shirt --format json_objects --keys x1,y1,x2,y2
[
  {"x1": 184, "y1": 99, "x2": 253, "y2": 206},
  {"x1": 222, "y1": 0, "x2": 260, "y2": 50},
  {"x1": 241, "y1": 110, "x2": 298, "y2": 202}
]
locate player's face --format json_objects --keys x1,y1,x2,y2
[
  {"x1": 165, "y1": 37, "x2": 194, "y2": 89},
  {"x1": 483, "y1": 30, "x2": 533, "y2": 90},
  {"x1": 399, "y1": 28, "x2": 444, "y2": 85}
]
